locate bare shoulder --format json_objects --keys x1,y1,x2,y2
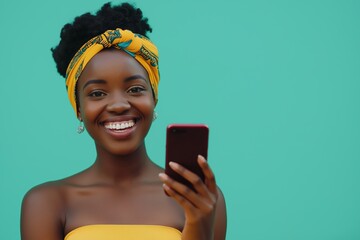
[
  {"x1": 215, "y1": 186, "x2": 227, "y2": 240},
  {"x1": 21, "y1": 180, "x2": 69, "y2": 224},
  {"x1": 216, "y1": 186, "x2": 227, "y2": 212},
  {"x1": 21, "y1": 180, "x2": 69, "y2": 240},
  {"x1": 22, "y1": 180, "x2": 65, "y2": 209},
  {"x1": 21, "y1": 170, "x2": 89, "y2": 208}
]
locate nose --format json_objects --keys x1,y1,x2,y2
[{"x1": 106, "y1": 92, "x2": 131, "y2": 113}]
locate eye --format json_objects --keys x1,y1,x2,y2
[
  {"x1": 88, "y1": 90, "x2": 106, "y2": 98},
  {"x1": 128, "y1": 86, "x2": 146, "y2": 94}
]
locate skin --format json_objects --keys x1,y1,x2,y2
[{"x1": 21, "y1": 49, "x2": 227, "y2": 240}]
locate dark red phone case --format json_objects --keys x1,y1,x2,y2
[{"x1": 165, "y1": 124, "x2": 209, "y2": 192}]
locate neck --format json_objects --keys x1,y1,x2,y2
[{"x1": 92, "y1": 142, "x2": 154, "y2": 184}]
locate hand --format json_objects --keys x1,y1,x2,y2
[{"x1": 159, "y1": 155, "x2": 218, "y2": 240}]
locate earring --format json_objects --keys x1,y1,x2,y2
[
  {"x1": 153, "y1": 111, "x2": 158, "y2": 121},
  {"x1": 77, "y1": 119, "x2": 84, "y2": 134}
]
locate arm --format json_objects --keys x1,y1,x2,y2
[
  {"x1": 159, "y1": 156, "x2": 227, "y2": 240},
  {"x1": 21, "y1": 183, "x2": 64, "y2": 240}
]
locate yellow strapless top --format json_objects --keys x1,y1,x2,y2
[{"x1": 64, "y1": 225, "x2": 182, "y2": 240}]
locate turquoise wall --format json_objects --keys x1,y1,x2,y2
[{"x1": 1, "y1": 0, "x2": 359, "y2": 239}]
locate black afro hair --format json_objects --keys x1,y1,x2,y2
[{"x1": 51, "y1": 2, "x2": 152, "y2": 78}]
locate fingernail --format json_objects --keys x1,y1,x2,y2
[
  {"x1": 169, "y1": 161, "x2": 178, "y2": 168},
  {"x1": 158, "y1": 173, "x2": 167, "y2": 180},
  {"x1": 198, "y1": 155, "x2": 206, "y2": 161}
]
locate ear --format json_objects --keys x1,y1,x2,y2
[
  {"x1": 154, "y1": 98, "x2": 158, "y2": 107},
  {"x1": 77, "y1": 109, "x2": 82, "y2": 121}
]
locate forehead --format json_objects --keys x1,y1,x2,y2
[{"x1": 78, "y1": 49, "x2": 149, "y2": 85}]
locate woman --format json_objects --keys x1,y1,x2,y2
[{"x1": 21, "y1": 2, "x2": 227, "y2": 240}]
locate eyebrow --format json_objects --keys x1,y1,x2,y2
[
  {"x1": 82, "y1": 75, "x2": 148, "y2": 90},
  {"x1": 82, "y1": 79, "x2": 106, "y2": 90},
  {"x1": 124, "y1": 75, "x2": 148, "y2": 83}
]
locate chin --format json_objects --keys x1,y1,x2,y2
[{"x1": 96, "y1": 139, "x2": 146, "y2": 157}]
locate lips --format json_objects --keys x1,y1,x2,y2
[
  {"x1": 104, "y1": 120, "x2": 135, "y2": 131},
  {"x1": 100, "y1": 117, "x2": 139, "y2": 139}
]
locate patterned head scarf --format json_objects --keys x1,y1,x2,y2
[{"x1": 65, "y1": 28, "x2": 159, "y2": 115}]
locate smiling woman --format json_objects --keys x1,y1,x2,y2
[
  {"x1": 20, "y1": 2, "x2": 226, "y2": 240},
  {"x1": 78, "y1": 50, "x2": 155, "y2": 156}
]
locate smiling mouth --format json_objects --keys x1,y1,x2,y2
[{"x1": 104, "y1": 120, "x2": 135, "y2": 131}]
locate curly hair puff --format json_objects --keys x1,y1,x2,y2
[{"x1": 51, "y1": 2, "x2": 152, "y2": 78}]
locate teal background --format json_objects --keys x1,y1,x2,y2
[{"x1": 1, "y1": 0, "x2": 359, "y2": 239}]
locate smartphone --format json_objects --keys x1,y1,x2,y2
[{"x1": 165, "y1": 124, "x2": 209, "y2": 192}]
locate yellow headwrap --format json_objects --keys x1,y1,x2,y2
[{"x1": 65, "y1": 28, "x2": 159, "y2": 115}]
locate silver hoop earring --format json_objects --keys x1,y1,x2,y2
[
  {"x1": 77, "y1": 120, "x2": 84, "y2": 134},
  {"x1": 153, "y1": 111, "x2": 158, "y2": 121}
]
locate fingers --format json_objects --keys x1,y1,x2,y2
[
  {"x1": 159, "y1": 172, "x2": 211, "y2": 210},
  {"x1": 159, "y1": 155, "x2": 218, "y2": 208},
  {"x1": 160, "y1": 156, "x2": 219, "y2": 239},
  {"x1": 197, "y1": 155, "x2": 217, "y2": 195},
  {"x1": 169, "y1": 161, "x2": 211, "y2": 198}
]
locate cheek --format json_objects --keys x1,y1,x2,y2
[
  {"x1": 140, "y1": 97, "x2": 156, "y2": 115},
  {"x1": 83, "y1": 101, "x2": 103, "y2": 119},
  {"x1": 79, "y1": 98, "x2": 104, "y2": 124}
]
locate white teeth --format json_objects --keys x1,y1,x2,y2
[{"x1": 105, "y1": 120, "x2": 135, "y2": 130}]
